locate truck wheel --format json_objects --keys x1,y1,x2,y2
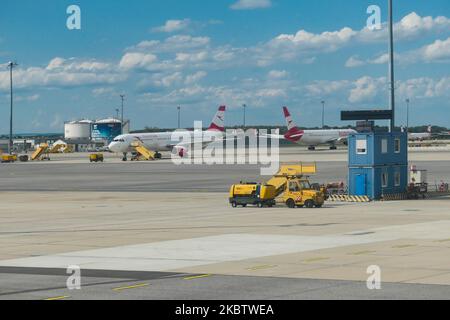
[
  {"x1": 257, "y1": 202, "x2": 264, "y2": 208},
  {"x1": 231, "y1": 202, "x2": 237, "y2": 208},
  {"x1": 286, "y1": 199, "x2": 296, "y2": 209},
  {"x1": 242, "y1": 204, "x2": 247, "y2": 208},
  {"x1": 315, "y1": 204, "x2": 323, "y2": 208},
  {"x1": 305, "y1": 200, "x2": 315, "y2": 208}
]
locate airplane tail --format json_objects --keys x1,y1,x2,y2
[
  {"x1": 207, "y1": 105, "x2": 226, "y2": 132},
  {"x1": 282, "y1": 106, "x2": 304, "y2": 142}
]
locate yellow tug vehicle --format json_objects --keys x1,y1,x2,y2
[{"x1": 229, "y1": 163, "x2": 325, "y2": 209}]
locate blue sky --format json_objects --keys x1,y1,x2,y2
[{"x1": 1, "y1": 0, "x2": 449, "y2": 133}]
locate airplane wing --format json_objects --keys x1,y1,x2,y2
[
  {"x1": 259, "y1": 133, "x2": 286, "y2": 140},
  {"x1": 167, "y1": 135, "x2": 239, "y2": 150},
  {"x1": 325, "y1": 136, "x2": 348, "y2": 144}
]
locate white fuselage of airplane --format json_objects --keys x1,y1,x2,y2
[
  {"x1": 292, "y1": 129, "x2": 356, "y2": 146},
  {"x1": 108, "y1": 130, "x2": 224, "y2": 154},
  {"x1": 408, "y1": 132, "x2": 432, "y2": 141}
]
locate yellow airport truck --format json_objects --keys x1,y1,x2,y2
[
  {"x1": 89, "y1": 153, "x2": 104, "y2": 163},
  {"x1": 229, "y1": 183, "x2": 277, "y2": 208},
  {"x1": 1, "y1": 154, "x2": 17, "y2": 163},
  {"x1": 274, "y1": 176, "x2": 325, "y2": 208},
  {"x1": 267, "y1": 163, "x2": 325, "y2": 208},
  {"x1": 229, "y1": 163, "x2": 325, "y2": 209}
]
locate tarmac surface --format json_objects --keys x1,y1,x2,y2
[
  {"x1": 1, "y1": 148, "x2": 450, "y2": 192},
  {"x1": 0, "y1": 147, "x2": 449, "y2": 300}
]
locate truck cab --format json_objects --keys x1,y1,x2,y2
[{"x1": 281, "y1": 177, "x2": 325, "y2": 208}]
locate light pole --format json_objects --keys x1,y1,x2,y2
[
  {"x1": 242, "y1": 104, "x2": 247, "y2": 129},
  {"x1": 7, "y1": 62, "x2": 18, "y2": 154},
  {"x1": 388, "y1": 0, "x2": 396, "y2": 132},
  {"x1": 120, "y1": 94, "x2": 125, "y2": 134},
  {"x1": 177, "y1": 106, "x2": 181, "y2": 129},
  {"x1": 406, "y1": 98, "x2": 410, "y2": 132},
  {"x1": 321, "y1": 100, "x2": 325, "y2": 129},
  {"x1": 115, "y1": 108, "x2": 120, "y2": 120}
]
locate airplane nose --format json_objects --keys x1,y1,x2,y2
[{"x1": 108, "y1": 142, "x2": 119, "y2": 152}]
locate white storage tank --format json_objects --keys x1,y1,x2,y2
[{"x1": 64, "y1": 120, "x2": 92, "y2": 143}]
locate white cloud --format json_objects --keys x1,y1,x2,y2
[
  {"x1": 256, "y1": 88, "x2": 286, "y2": 98},
  {"x1": 5, "y1": 94, "x2": 41, "y2": 102},
  {"x1": 119, "y1": 52, "x2": 158, "y2": 70},
  {"x1": 397, "y1": 77, "x2": 450, "y2": 99},
  {"x1": 349, "y1": 76, "x2": 386, "y2": 103},
  {"x1": 152, "y1": 19, "x2": 191, "y2": 33},
  {"x1": 349, "y1": 36, "x2": 450, "y2": 68},
  {"x1": 134, "y1": 35, "x2": 210, "y2": 53},
  {"x1": 305, "y1": 80, "x2": 350, "y2": 97},
  {"x1": 303, "y1": 76, "x2": 450, "y2": 104},
  {"x1": 345, "y1": 56, "x2": 365, "y2": 68},
  {"x1": 175, "y1": 51, "x2": 208, "y2": 63},
  {"x1": 421, "y1": 37, "x2": 450, "y2": 62},
  {"x1": 92, "y1": 87, "x2": 116, "y2": 97},
  {"x1": 261, "y1": 12, "x2": 450, "y2": 66},
  {"x1": 268, "y1": 70, "x2": 288, "y2": 79},
  {"x1": 230, "y1": 0, "x2": 272, "y2": 10},
  {"x1": 46, "y1": 57, "x2": 111, "y2": 72},
  {"x1": 0, "y1": 58, "x2": 126, "y2": 91},
  {"x1": 185, "y1": 71, "x2": 207, "y2": 85}
]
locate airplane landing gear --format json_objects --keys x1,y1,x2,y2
[
  {"x1": 122, "y1": 153, "x2": 128, "y2": 161},
  {"x1": 330, "y1": 145, "x2": 337, "y2": 150},
  {"x1": 308, "y1": 146, "x2": 316, "y2": 151}
]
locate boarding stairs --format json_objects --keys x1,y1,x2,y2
[{"x1": 131, "y1": 142, "x2": 156, "y2": 161}]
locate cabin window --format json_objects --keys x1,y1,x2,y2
[{"x1": 289, "y1": 182, "x2": 299, "y2": 192}]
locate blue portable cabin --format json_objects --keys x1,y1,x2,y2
[{"x1": 348, "y1": 132, "x2": 408, "y2": 200}]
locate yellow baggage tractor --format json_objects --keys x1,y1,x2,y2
[
  {"x1": 229, "y1": 183, "x2": 277, "y2": 208},
  {"x1": 1, "y1": 154, "x2": 17, "y2": 163},
  {"x1": 89, "y1": 153, "x2": 104, "y2": 163}
]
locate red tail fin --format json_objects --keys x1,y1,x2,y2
[
  {"x1": 207, "y1": 105, "x2": 226, "y2": 132},
  {"x1": 282, "y1": 106, "x2": 304, "y2": 142}
]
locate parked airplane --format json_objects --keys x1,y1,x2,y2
[
  {"x1": 266, "y1": 107, "x2": 357, "y2": 150},
  {"x1": 405, "y1": 125, "x2": 433, "y2": 141},
  {"x1": 108, "y1": 106, "x2": 226, "y2": 160}
]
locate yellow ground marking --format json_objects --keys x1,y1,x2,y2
[
  {"x1": 44, "y1": 296, "x2": 70, "y2": 301},
  {"x1": 392, "y1": 244, "x2": 417, "y2": 249},
  {"x1": 349, "y1": 250, "x2": 376, "y2": 256},
  {"x1": 435, "y1": 238, "x2": 450, "y2": 243},
  {"x1": 112, "y1": 283, "x2": 150, "y2": 292},
  {"x1": 302, "y1": 257, "x2": 329, "y2": 264},
  {"x1": 184, "y1": 274, "x2": 212, "y2": 281},
  {"x1": 247, "y1": 265, "x2": 277, "y2": 271}
]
